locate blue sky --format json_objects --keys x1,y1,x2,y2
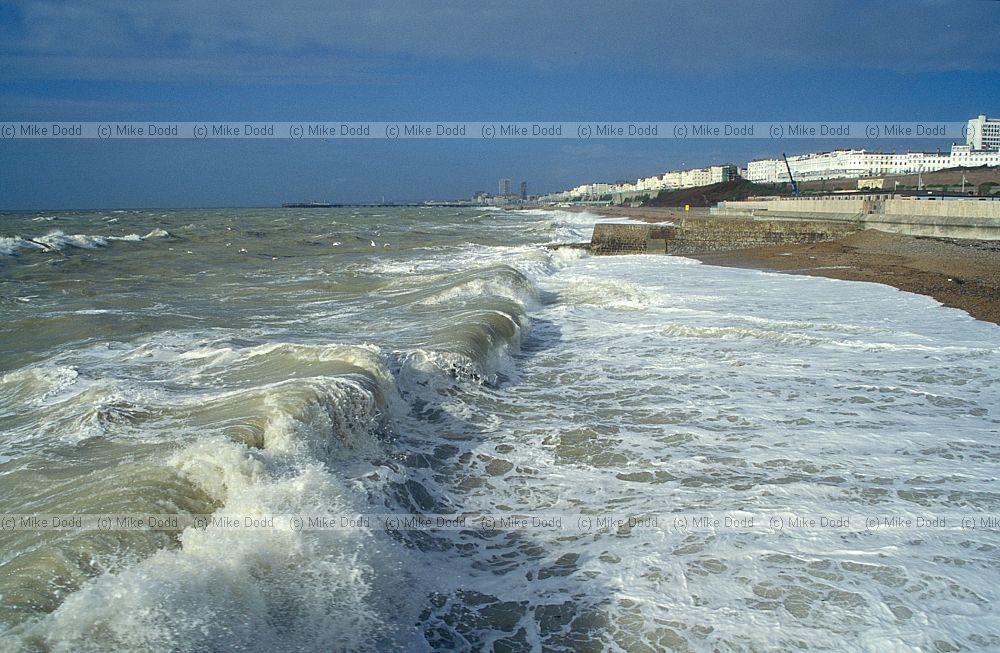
[{"x1": 2, "y1": 0, "x2": 999, "y2": 208}]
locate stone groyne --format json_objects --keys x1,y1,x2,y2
[{"x1": 589, "y1": 219, "x2": 859, "y2": 255}]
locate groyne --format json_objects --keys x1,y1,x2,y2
[{"x1": 589, "y1": 219, "x2": 858, "y2": 255}]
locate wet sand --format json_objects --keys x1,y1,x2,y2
[{"x1": 690, "y1": 230, "x2": 1000, "y2": 327}]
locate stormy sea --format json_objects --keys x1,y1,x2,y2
[{"x1": 1, "y1": 207, "x2": 999, "y2": 651}]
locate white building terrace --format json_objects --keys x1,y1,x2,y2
[
  {"x1": 748, "y1": 140, "x2": 999, "y2": 185},
  {"x1": 748, "y1": 115, "x2": 1000, "y2": 184},
  {"x1": 544, "y1": 115, "x2": 999, "y2": 201},
  {"x1": 546, "y1": 164, "x2": 739, "y2": 201}
]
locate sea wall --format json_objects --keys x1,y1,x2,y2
[
  {"x1": 590, "y1": 219, "x2": 858, "y2": 255},
  {"x1": 668, "y1": 219, "x2": 858, "y2": 254},
  {"x1": 714, "y1": 197, "x2": 1000, "y2": 240},
  {"x1": 590, "y1": 224, "x2": 671, "y2": 255},
  {"x1": 720, "y1": 198, "x2": 869, "y2": 215},
  {"x1": 883, "y1": 199, "x2": 1000, "y2": 219}
]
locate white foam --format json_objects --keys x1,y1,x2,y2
[
  {"x1": 36, "y1": 231, "x2": 107, "y2": 250},
  {"x1": 19, "y1": 453, "x2": 391, "y2": 652},
  {"x1": 0, "y1": 366, "x2": 80, "y2": 409},
  {"x1": 4, "y1": 208, "x2": 999, "y2": 651},
  {"x1": 415, "y1": 267, "x2": 538, "y2": 307},
  {"x1": 380, "y1": 250, "x2": 1000, "y2": 650},
  {"x1": 259, "y1": 377, "x2": 385, "y2": 462},
  {"x1": 559, "y1": 275, "x2": 661, "y2": 310},
  {"x1": 0, "y1": 229, "x2": 153, "y2": 256},
  {"x1": 0, "y1": 236, "x2": 40, "y2": 256}
]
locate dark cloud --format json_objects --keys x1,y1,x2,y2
[{"x1": 2, "y1": 0, "x2": 998, "y2": 82}]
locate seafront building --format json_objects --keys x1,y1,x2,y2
[
  {"x1": 968, "y1": 114, "x2": 1000, "y2": 151},
  {"x1": 543, "y1": 164, "x2": 738, "y2": 202},
  {"x1": 474, "y1": 180, "x2": 536, "y2": 206},
  {"x1": 747, "y1": 116, "x2": 1000, "y2": 184},
  {"x1": 540, "y1": 114, "x2": 998, "y2": 203},
  {"x1": 746, "y1": 144, "x2": 1000, "y2": 184}
]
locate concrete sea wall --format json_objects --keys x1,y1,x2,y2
[{"x1": 715, "y1": 197, "x2": 1000, "y2": 240}]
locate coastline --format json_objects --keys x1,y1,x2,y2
[
  {"x1": 689, "y1": 230, "x2": 1000, "y2": 327},
  {"x1": 551, "y1": 205, "x2": 1000, "y2": 327}
]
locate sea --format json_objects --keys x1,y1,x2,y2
[{"x1": 1, "y1": 207, "x2": 999, "y2": 652}]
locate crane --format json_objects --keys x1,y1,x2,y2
[{"x1": 782, "y1": 153, "x2": 800, "y2": 196}]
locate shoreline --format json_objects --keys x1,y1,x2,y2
[
  {"x1": 688, "y1": 230, "x2": 1000, "y2": 327},
  {"x1": 550, "y1": 205, "x2": 1000, "y2": 327}
]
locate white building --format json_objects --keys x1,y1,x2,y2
[
  {"x1": 746, "y1": 158, "x2": 785, "y2": 184},
  {"x1": 967, "y1": 114, "x2": 1000, "y2": 151},
  {"x1": 950, "y1": 144, "x2": 1000, "y2": 167},
  {"x1": 630, "y1": 164, "x2": 736, "y2": 193},
  {"x1": 548, "y1": 164, "x2": 738, "y2": 200},
  {"x1": 637, "y1": 174, "x2": 665, "y2": 191},
  {"x1": 746, "y1": 143, "x2": 1000, "y2": 184},
  {"x1": 566, "y1": 183, "x2": 613, "y2": 197}
]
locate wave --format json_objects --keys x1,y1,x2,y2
[
  {"x1": 72, "y1": 341, "x2": 399, "y2": 451},
  {"x1": 402, "y1": 310, "x2": 525, "y2": 385},
  {"x1": 0, "y1": 229, "x2": 167, "y2": 257},
  {"x1": 559, "y1": 276, "x2": 660, "y2": 310},
  {"x1": 515, "y1": 209, "x2": 608, "y2": 243},
  {"x1": 8, "y1": 455, "x2": 392, "y2": 652},
  {"x1": 412, "y1": 265, "x2": 538, "y2": 307},
  {"x1": 0, "y1": 366, "x2": 81, "y2": 409},
  {"x1": 2, "y1": 340, "x2": 412, "y2": 651},
  {"x1": 174, "y1": 342, "x2": 396, "y2": 400},
  {"x1": 419, "y1": 285, "x2": 531, "y2": 383},
  {"x1": 363, "y1": 264, "x2": 539, "y2": 383},
  {"x1": 169, "y1": 375, "x2": 389, "y2": 465},
  {"x1": 0, "y1": 237, "x2": 578, "y2": 650}
]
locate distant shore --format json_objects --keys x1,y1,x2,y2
[{"x1": 551, "y1": 205, "x2": 1000, "y2": 327}]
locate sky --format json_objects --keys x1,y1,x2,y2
[{"x1": 1, "y1": 0, "x2": 999, "y2": 208}]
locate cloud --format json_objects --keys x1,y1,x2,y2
[
  {"x1": 1, "y1": 0, "x2": 998, "y2": 84},
  {"x1": 0, "y1": 52, "x2": 402, "y2": 84},
  {"x1": 0, "y1": 92, "x2": 160, "y2": 115}
]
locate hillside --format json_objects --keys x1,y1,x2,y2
[
  {"x1": 640, "y1": 166, "x2": 1000, "y2": 208},
  {"x1": 643, "y1": 180, "x2": 791, "y2": 207},
  {"x1": 798, "y1": 166, "x2": 1000, "y2": 194}
]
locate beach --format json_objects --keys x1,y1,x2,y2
[
  {"x1": 693, "y1": 230, "x2": 1000, "y2": 327},
  {"x1": 553, "y1": 205, "x2": 1000, "y2": 327}
]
